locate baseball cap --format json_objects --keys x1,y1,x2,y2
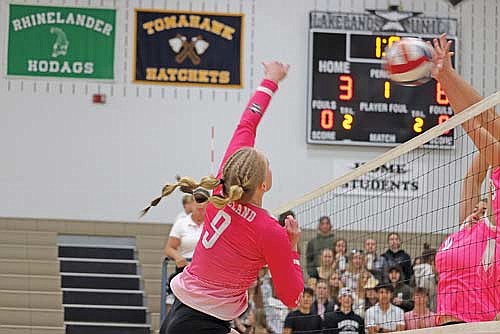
[
  {"x1": 364, "y1": 277, "x2": 379, "y2": 290},
  {"x1": 338, "y1": 287, "x2": 354, "y2": 298}
]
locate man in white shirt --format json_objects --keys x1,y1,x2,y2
[{"x1": 365, "y1": 284, "x2": 405, "y2": 333}]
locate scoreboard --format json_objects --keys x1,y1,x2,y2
[{"x1": 307, "y1": 29, "x2": 457, "y2": 148}]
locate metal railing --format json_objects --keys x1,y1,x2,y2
[{"x1": 160, "y1": 257, "x2": 169, "y2": 325}]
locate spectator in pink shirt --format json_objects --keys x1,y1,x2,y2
[{"x1": 404, "y1": 288, "x2": 436, "y2": 330}]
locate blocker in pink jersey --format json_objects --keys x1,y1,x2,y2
[
  {"x1": 426, "y1": 32, "x2": 500, "y2": 324},
  {"x1": 435, "y1": 218, "x2": 497, "y2": 322}
]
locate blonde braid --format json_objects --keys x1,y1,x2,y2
[
  {"x1": 208, "y1": 148, "x2": 263, "y2": 209},
  {"x1": 209, "y1": 184, "x2": 244, "y2": 209},
  {"x1": 238, "y1": 150, "x2": 257, "y2": 189},
  {"x1": 142, "y1": 147, "x2": 268, "y2": 215},
  {"x1": 199, "y1": 176, "x2": 220, "y2": 190},
  {"x1": 140, "y1": 176, "x2": 220, "y2": 217}
]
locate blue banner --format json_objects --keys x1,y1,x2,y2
[{"x1": 134, "y1": 9, "x2": 243, "y2": 88}]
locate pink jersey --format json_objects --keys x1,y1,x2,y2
[
  {"x1": 435, "y1": 219, "x2": 497, "y2": 322},
  {"x1": 171, "y1": 79, "x2": 304, "y2": 321}
]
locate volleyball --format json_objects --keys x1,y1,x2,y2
[{"x1": 383, "y1": 37, "x2": 434, "y2": 86}]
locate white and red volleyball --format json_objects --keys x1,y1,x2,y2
[{"x1": 383, "y1": 38, "x2": 433, "y2": 86}]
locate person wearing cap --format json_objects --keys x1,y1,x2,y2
[
  {"x1": 283, "y1": 287, "x2": 322, "y2": 334},
  {"x1": 387, "y1": 265, "x2": 414, "y2": 312},
  {"x1": 353, "y1": 271, "x2": 378, "y2": 318},
  {"x1": 363, "y1": 277, "x2": 379, "y2": 310},
  {"x1": 341, "y1": 249, "x2": 369, "y2": 293},
  {"x1": 323, "y1": 287, "x2": 364, "y2": 334},
  {"x1": 365, "y1": 284, "x2": 405, "y2": 333}
]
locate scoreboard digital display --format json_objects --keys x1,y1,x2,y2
[{"x1": 307, "y1": 30, "x2": 457, "y2": 148}]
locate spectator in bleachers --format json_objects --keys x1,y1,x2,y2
[
  {"x1": 323, "y1": 287, "x2": 365, "y2": 334},
  {"x1": 341, "y1": 249, "x2": 368, "y2": 293},
  {"x1": 231, "y1": 279, "x2": 264, "y2": 333},
  {"x1": 365, "y1": 284, "x2": 405, "y2": 333},
  {"x1": 404, "y1": 288, "x2": 436, "y2": 330},
  {"x1": 353, "y1": 271, "x2": 377, "y2": 318},
  {"x1": 363, "y1": 277, "x2": 379, "y2": 311},
  {"x1": 364, "y1": 238, "x2": 388, "y2": 283},
  {"x1": 412, "y1": 243, "x2": 437, "y2": 312},
  {"x1": 328, "y1": 272, "x2": 343, "y2": 307},
  {"x1": 310, "y1": 248, "x2": 335, "y2": 281},
  {"x1": 283, "y1": 288, "x2": 322, "y2": 334},
  {"x1": 333, "y1": 238, "x2": 348, "y2": 273},
  {"x1": 260, "y1": 269, "x2": 289, "y2": 334},
  {"x1": 307, "y1": 277, "x2": 318, "y2": 290},
  {"x1": 388, "y1": 266, "x2": 414, "y2": 312},
  {"x1": 234, "y1": 307, "x2": 268, "y2": 334},
  {"x1": 382, "y1": 233, "x2": 413, "y2": 282},
  {"x1": 311, "y1": 279, "x2": 334, "y2": 319},
  {"x1": 306, "y1": 216, "x2": 335, "y2": 276},
  {"x1": 174, "y1": 193, "x2": 194, "y2": 222}
]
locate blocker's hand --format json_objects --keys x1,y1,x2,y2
[
  {"x1": 427, "y1": 33, "x2": 454, "y2": 80},
  {"x1": 263, "y1": 61, "x2": 290, "y2": 83}
]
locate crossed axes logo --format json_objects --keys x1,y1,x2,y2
[{"x1": 168, "y1": 34, "x2": 210, "y2": 65}]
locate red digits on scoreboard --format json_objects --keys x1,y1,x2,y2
[
  {"x1": 320, "y1": 109, "x2": 334, "y2": 130},
  {"x1": 438, "y1": 114, "x2": 451, "y2": 134},
  {"x1": 339, "y1": 75, "x2": 353, "y2": 101},
  {"x1": 436, "y1": 82, "x2": 449, "y2": 105}
]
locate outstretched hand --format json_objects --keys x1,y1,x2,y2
[
  {"x1": 427, "y1": 33, "x2": 454, "y2": 80},
  {"x1": 284, "y1": 215, "x2": 301, "y2": 251},
  {"x1": 263, "y1": 61, "x2": 290, "y2": 83}
]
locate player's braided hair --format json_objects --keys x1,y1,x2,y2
[{"x1": 140, "y1": 147, "x2": 267, "y2": 216}]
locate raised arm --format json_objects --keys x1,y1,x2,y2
[
  {"x1": 430, "y1": 34, "x2": 500, "y2": 226},
  {"x1": 260, "y1": 216, "x2": 303, "y2": 308},
  {"x1": 216, "y1": 62, "x2": 289, "y2": 177},
  {"x1": 460, "y1": 153, "x2": 489, "y2": 224}
]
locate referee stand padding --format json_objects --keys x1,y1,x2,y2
[{"x1": 398, "y1": 321, "x2": 500, "y2": 333}]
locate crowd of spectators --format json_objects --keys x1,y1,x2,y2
[{"x1": 229, "y1": 215, "x2": 439, "y2": 333}]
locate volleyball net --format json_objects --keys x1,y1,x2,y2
[{"x1": 264, "y1": 92, "x2": 500, "y2": 333}]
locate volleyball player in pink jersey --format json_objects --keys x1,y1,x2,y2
[
  {"x1": 142, "y1": 61, "x2": 304, "y2": 333},
  {"x1": 429, "y1": 34, "x2": 500, "y2": 325}
]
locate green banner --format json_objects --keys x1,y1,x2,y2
[{"x1": 8, "y1": 4, "x2": 116, "y2": 79}]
